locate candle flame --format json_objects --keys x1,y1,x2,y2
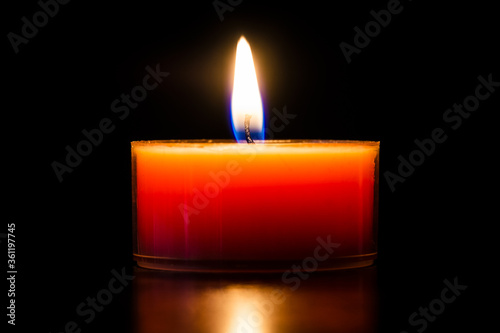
[{"x1": 231, "y1": 36, "x2": 264, "y2": 142}]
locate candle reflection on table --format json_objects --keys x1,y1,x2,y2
[{"x1": 132, "y1": 266, "x2": 378, "y2": 332}]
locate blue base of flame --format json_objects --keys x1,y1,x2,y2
[
  {"x1": 231, "y1": 122, "x2": 265, "y2": 143},
  {"x1": 232, "y1": 129, "x2": 265, "y2": 143}
]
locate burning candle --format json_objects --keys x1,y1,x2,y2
[{"x1": 131, "y1": 37, "x2": 379, "y2": 272}]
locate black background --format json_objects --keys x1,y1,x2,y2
[{"x1": 4, "y1": 0, "x2": 498, "y2": 332}]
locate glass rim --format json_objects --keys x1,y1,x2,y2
[{"x1": 131, "y1": 139, "x2": 380, "y2": 147}]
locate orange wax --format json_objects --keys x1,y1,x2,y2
[{"x1": 131, "y1": 140, "x2": 379, "y2": 272}]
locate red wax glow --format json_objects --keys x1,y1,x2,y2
[{"x1": 131, "y1": 140, "x2": 379, "y2": 271}]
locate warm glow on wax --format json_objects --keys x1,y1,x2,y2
[{"x1": 231, "y1": 36, "x2": 264, "y2": 141}]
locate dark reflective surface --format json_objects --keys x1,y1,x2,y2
[{"x1": 132, "y1": 265, "x2": 378, "y2": 333}]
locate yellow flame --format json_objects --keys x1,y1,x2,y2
[{"x1": 231, "y1": 36, "x2": 264, "y2": 138}]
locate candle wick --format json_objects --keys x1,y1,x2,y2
[{"x1": 244, "y1": 114, "x2": 255, "y2": 144}]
